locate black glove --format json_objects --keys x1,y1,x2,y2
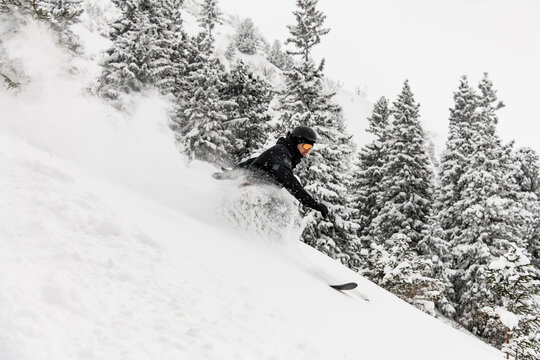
[{"x1": 316, "y1": 203, "x2": 329, "y2": 218}]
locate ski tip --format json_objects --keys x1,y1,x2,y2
[{"x1": 329, "y1": 282, "x2": 358, "y2": 291}]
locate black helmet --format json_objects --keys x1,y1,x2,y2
[{"x1": 291, "y1": 126, "x2": 317, "y2": 144}]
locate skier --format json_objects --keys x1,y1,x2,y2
[{"x1": 214, "y1": 126, "x2": 329, "y2": 218}]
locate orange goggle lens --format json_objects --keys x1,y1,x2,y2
[{"x1": 302, "y1": 143, "x2": 313, "y2": 150}]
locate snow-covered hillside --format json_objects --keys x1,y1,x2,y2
[
  {"x1": 0, "y1": 3, "x2": 504, "y2": 360},
  {"x1": 0, "y1": 116, "x2": 503, "y2": 360}
]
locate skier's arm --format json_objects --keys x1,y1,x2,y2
[{"x1": 273, "y1": 154, "x2": 320, "y2": 210}]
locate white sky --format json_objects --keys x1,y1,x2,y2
[{"x1": 220, "y1": 0, "x2": 540, "y2": 153}]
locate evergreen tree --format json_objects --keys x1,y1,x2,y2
[
  {"x1": 0, "y1": 0, "x2": 44, "y2": 17},
  {"x1": 355, "y1": 81, "x2": 438, "y2": 310},
  {"x1": 286, "y1": 0, "x2": 329, "y2": 62},
  {"x1": 277, "y1": 0, "x2": 359, "y2": 264},
  {"x1": 514, "y1": 148, "x2": 540, "y2": 268},
  {"x1": 37, "y1": 0, "x2": 83, "y2": 50},
  {"x1": 97, "y1": 5, "x2": 142, "y2": 99},
  {"x1": 38, "y1": 0, "x2": 83, "y2": 45},
  {"x1": 37, "y1": 0, "x2": 83, "y2": 22},
  {"x1": 483, "y1": 245, "x2": 540, "y2": 357},
  {"x1": 109, "y1": 0, "x2": 139, "y2": 40},
  {"x1": 267, "y1": 40, "x2": 294, "y2": 71},
  {"x1": 224, "y1": 41, "x2": 236, "y2": 62},
  {"x1": 97, "y1": 0, "x2": 157, "y2": 100},
  {"x1": 370, "y1": 80, "x2": 434, "y2": 245},
  {"x1": 417, "y1": 217, "x2": 456, "y2": 317},
  {"x1": 430, "y1": 76, "x2": 479, "y2": 317},
  {"x1": 152, "y1": 0, "x2": 188, "y2": 96},
  {"x1": 514, "y1": 148, "x2": 540, "y2": 195},
  {"x1": 177, "y1": 57, "x2": 232, "y2": 166},
  {"x1": 220, "y1": 60, "x2": 273, "y2": 163},
  {"x1": 267, "y1": 40, "x2": 286, "y2": 69},
  {"x1": 278, "y1": 61, "x2": 358, "y2": 262},
  {"x1": 359, "y1": 233, "x2": 446, "y2": 315},
  {"x1": 448, "y1": 74, "x2": 533, "y2": 341},
  {"x1": 197, "y1": 0, "x2": 223, "y2": 55},
  {"x1": 275, "y1": 59, "x2": 325, "y2": 134},
  {"x1": 234, "y1": 18, "x2": 258, "y2": 55},
  {"x1": 172, "y1": 0, "x2": 231, "y2": 166},
  {"x1": 353, "y1": 96, "x2": 391, "y2": 247},
  {"x1": 435, "y1": 76, "x2": 477, "y2": 245},
  {"x1": 98, "y1": 0, "x2": 188, "y2": 102},
  {"x1": 1, "y1": 0, "x2": 82, "y2": 50},
  {"x1": 354, "y1": 82, "x2": 447, "y2": 310}
]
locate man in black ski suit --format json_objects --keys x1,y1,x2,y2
[{"x1": 216, "y1": 126, "x2": 329, "y2": 218}]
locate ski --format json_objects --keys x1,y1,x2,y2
[
  {"x1": 329, "y1": 282, "x2": 357, "y2": 291},
  {"x1": 329, "y1": 282, "x2": 370, "y2": 301}
]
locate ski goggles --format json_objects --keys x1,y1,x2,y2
[{"x1": 302, "y1": 143, "x2": 313, "y2": 150}]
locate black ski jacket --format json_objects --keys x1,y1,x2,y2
[{"x1": 239, "y1": 135, "x2": 320, "y2": 211}]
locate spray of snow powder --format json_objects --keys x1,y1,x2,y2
[{"x1": 0, "y1": 11, "x2": 303, "y2": 247}]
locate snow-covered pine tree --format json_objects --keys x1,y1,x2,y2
[
  {"x1": 370, "y1": 80, "x2": 434, "y2": 246},
  {"x1": 267, "y1": 40, "x2": 294, "y2": 71},
  {"x1": 514, "y1": 148, "x2": 540, "y2": 196},
  {"x1": 109, "y1": 0, "x2": 138, "y2": 40},
  {"x1": 360, "y1": 233, "x2": 445, "y2": 315},
  {"x1": 267, "y1": 40, "x2": 286, "y2": 70},
  {"x1": 429, "y1": 76, "x2": 479, "y2": 317},
  {"x1": 169, "y1": 32, "x2": 207, "y2": 148},
  {"x1": 352, "y1": 96, "x2": 391, "y2": 248},
  {"x1": 37, "y1": 0, "x2": 83, "y2": 22},
  {"x1": 355, "y1": 81, "x2": 440, "y2": 312},
  {"x1": 276, "y1": 0, "x2": 330, "y2": 134},
  {"x1": 97, "y1": 0, "x2": 155, "y2": 101},
  {"x1": 277, "y1": 0, "x2": 359, "y2": 265},
  {"x1": 172, "y1": 0, "x2": 232, "y2": 166},
  {"x1": 417, "y1": 216, "x2": 455, "y2": 317},
  {"x1": 449, "y1": 77, "x2": 503, "y2": 333},
  {"x1": 1, "y1": 0, "x2": 82, "y2": 51},
  {"x1": 285, "y1": 0, "x2": 329, "y2": 63},
  {"x1": 197, "y1": 0, "x2": 223, "y2": 55},
  {"x1": 220, "y1": 60, "x2": 273, "y2": 163},
  {"x1": 0, "y1": 0, "x2": 47, "y2": 18},
  {"x1": 177, "y1": 57, "x2": 232, "y2": 166},
  {"x1": 483, "y1": 245, "x2": 540, "y2": 357},
  {"x1": 299, "y1": 101, "x2": 360, "y2": 266},
  {"x1": 436, "y1": 76, "x2": 478, "y2": 233},
  {"x1": 234, "y1": 18, "x2": 258, "y2": 55},
  {"x1": 224, "y1": 41, "x2": 236, "y2": 62},
  {"x1": 513, "y1": 147, "x2": 540, "y2": 268},
  {"x1": 283, "y1": 52, "x2": 295, "y2": 71},
  {"x1": 98, "y1": 0, "x2": 188, "y2": 103},
  {"x1": 36, "y1": 0, "x2": 83, "y2": 50},
  {"x1": 0, "y1": 1, "x2": 45, "y2": 88},
  {"x1": 152, "y1": 0, "x2": 189, "y2": 97},
  {"x1": 449, "y1": 74, "x2": 534, "y2": 342}
]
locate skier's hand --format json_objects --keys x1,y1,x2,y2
[{"x1": 317, "y1": 203, "x2": 329, "y2": 219}]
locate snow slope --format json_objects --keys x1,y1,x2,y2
[
  {"x1": 0, "y1": 128, "x2": 504, "y2": 360},
  {"x1": 0, "y1": 8, "x2": 502, "y2": 360}
]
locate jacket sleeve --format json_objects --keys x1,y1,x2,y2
[
  {"x1": 234, "y1": 157, "x2": 257, "y2": 170},
  {"x1": 272, "y1": 153, "x2": 320, "y2": 210}
]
